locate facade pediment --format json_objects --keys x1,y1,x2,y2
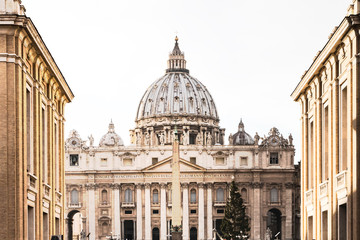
[{"x1": 142, "y1": 157, "x2": 206, "y2": 172}]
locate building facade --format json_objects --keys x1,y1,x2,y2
[
  {"x1": 0, "y1": 1, "x2": 74, "y2": 239},
  {"x1": 291, "y1": 1, "x2": 360, "y2": 239},
  {"x1": 66, "y1": 39, "x2": 299, "y2": 240}
]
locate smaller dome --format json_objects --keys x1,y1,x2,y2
[
  {"x1": 231, "y1": 119, "x2": 254, "y2": 145},
  {"x1": 99, "y1": 121, "x2": 124, "y2": 147}
]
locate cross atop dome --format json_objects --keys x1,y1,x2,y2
[{"x1": 166, "y1": 36, "x2": 189, "y2": 73}]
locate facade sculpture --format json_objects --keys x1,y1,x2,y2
[
  {"x1": 65, "y1": 38, "x2": 299, "y2": 240},
  {"x1": 291, "y1": 1, "x2": 360, "y2": 239}
]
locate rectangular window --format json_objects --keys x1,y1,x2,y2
[
  {"x1": 215, "y1": 157, "x2": 225, "y2": 165},
  {"x1": 55, "y1": 217, "x2": 60, "y2": 235},
  {"x1": 217, "y1": 209, "x2": 224, "y2": 214},
  {"x1": 322, "y1": 105, "x2": 329, "y2": 182},
  {"x1": 240, "y1": 157, "x2": 248, "y2": 166},
  {"x1": 125, "y1": 210, "x2": 132, "y2": 214},
  {"x1": 54, "y1": 121, "x2": 59, "y2": 190},
  {"x1": 322, "y1": 211, "x2": 328, "y2": 240},
  {"x1": 26, "y1": 88, "x2": 32, "y2": 173},
  {"x1": 70, "y1": 154, "x2": 79, "y2": 166},
  {"x1": 123, "y1": 158, "x2": 133, "y2": 166},
  {"x1": 190, "y1": 209, "x2": 196, "y2": 214},
  {"x1": 189, "y1": 134, "x2": 196, "y2": 145},
  {"x1": 308, "y1": 216, "x2": 313, "y2": 240},
  {"x1": 152, "y1": 158, "x2": 158, "y2": 165},
  {"x1": 152, "y1": 210, "x2": 159, "y2": 214},
  {"x1": 340, "y1": 86, "x2": 348, "y2": 172},
  {"x1": 101, "y1": 158, "x2": 107, "y2": 166},
  {"x1": 42, "y1": 106, "x2": 47, "y2": 183},
  {"x1": 269, "y1": 152, "x2": 279, "y2": 165},
  {"x1": 190, "y1": 157, "x2": 196, "y2": 164},
  {"x1": 339, "y1": 204, "x2": 347, "y2": 240},
  {"x1": 43, "y1": 212, "x2": 49, "y2": 240},
  {"x1": 308, "y1": 121, "x2": 314, "y2": 189},
  {"x1": 27, "y1": 206, "x2": 35, "y2": 240}
]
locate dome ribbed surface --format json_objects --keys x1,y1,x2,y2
[{"x1": 136, "y1": 72, "x2": 218, "y2": 121}]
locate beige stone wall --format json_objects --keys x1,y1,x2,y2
[
  {"x1": 0, "y1": 9, "x2": 73, "y2": 240},
  {"x1": 292, "y1": 11, "x2": 360, "y2": 240}
]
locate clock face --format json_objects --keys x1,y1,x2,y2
[
  {"x1": 70, "y1": 138, "x2": 80, "y2": 147},
  {"x1": 270, "y1": 137, "x2": 279, "y2": 146}
]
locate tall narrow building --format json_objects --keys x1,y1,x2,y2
[
  {"x1": 0, "y1": 1, "x2": 74, "y2": 239},
  {"x1": 291, "y1": 1, "x2": 360, "y2": 239}
]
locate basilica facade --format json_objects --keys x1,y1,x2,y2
[{"x1": 65, "y1": 38, "x2": 299, "y2": 240}]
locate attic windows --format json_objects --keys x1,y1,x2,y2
[
  {"x1": 190, "y1": 157, "x2": 196, "y2": 165},
  {"x1": 123, "y1": 158, "x2": 133, "y2": 166},
  {"x1": 70, "y1": 154, "x2": 79, "y2": 166},
  {"x1": 240, "y1": 157, "x2": 248, "y2": 166},
  {"x1": 215, "y1": 157, "x2": 225, "y2": 165},
  {"x1": 152, "y1": 158, "x2": 158, "y2": 165}
]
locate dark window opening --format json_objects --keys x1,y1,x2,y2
[
  {"x1": 190, "y1": 209, "x2": 196, "y2": 214},
  {"x1": 189, "y1": 134, "x2": 196, "y2": 145},
  {"x1": 152, "y1": 158, "x2": 158, "y2": 165},
  {"x1": 70, "y1": 154, "x2": 79, "y2": 166},
  {"x1": 270, "y1": 152, "x2": 279, "y2": 164},
  {"x1": 125, "y1": 210, "x2": 132, "y2": 214},
  {"x1": 153, "y1": 210, "x2": 159, "y2": 214},
  {"x1": 217, "y1": 209, "x2": 224, "y2": 214}
]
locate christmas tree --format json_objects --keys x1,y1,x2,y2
[{"x1": 220, "y1": 181, "x2": 250, "y2": 240}]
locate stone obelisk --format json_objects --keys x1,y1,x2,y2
[{"x1": 171, "y1": 125, "x2": 182, "y2": 240}]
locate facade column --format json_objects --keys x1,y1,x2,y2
[
  {"x1": 252, "y1": 182, "x2": 262, "y2": 240},
  {"x1": 87, "y1": 183, "x2": 96, "y2": 240},
  {"x1": 112, "y1": 184, "x2": 121, "y2": 238},
  {"x1": 136, "y1": 184, "x2": 143, "y2": 240},
  {"x1": 160, "y1": 183, "x2": 167, "y2": 240},
  {"x1": 285, "y1": 183, "x2": 293, "y2": 240},
  {"x1": 198, "y1": 183, "x2": 205, "y2": 240},
  {"x1": 145, "y1": 183, "x2": 151, "y2": 240},
  {"x1": 206, "y1": 183, "x2": 213, "y2": 240},
  {"x1": 182, "y1": 183, "x2": 189, "y2": 240}
]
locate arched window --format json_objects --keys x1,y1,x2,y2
[
  {"x1": 153, "y1": 189, "x2": 159, "y2": 204},
  {"x1": 102, "y1": 222, "x2": 108, "y2": 236},
  {"x1": 241, "y1": 188, "x2": 248, "y2": 202},
  {"x1": 71, "y1": 189, "x2": 79, "y2": 204},
  {"x1": 270, "y1": 188, "x2": 278, "y2": 203},
  {"x1": 102, "y1": 189, "x2": 108, "y2": 203},
  {"x1": 190, "y1": 189, "x2": 196, "y2": 203},
  {"x1": 216, "y1": 188, "x2": 224, "y2": 202},
  {"x1": 125, "y1": 188, "x2": 133, "y2": 203}
]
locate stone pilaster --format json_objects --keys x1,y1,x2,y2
[
  {"x1": 198, "y1": 183, "x2": 205, "y2": 240},
  {"x1": 136, "y1": 183, "x2": 143, "y2": 240},
  {"x1": 182, "y1": 183, "x2": 189, "y2": 240},
  {"x1": 160, "y1": 183, "x2": 167, "y2": 240},
  {"x1": 86, "y1": 183, "x2": 96, "y2": 240},
  {"x1": 145, "y1": 183, "x2": 151, "y2": 240},
  {"x1": 252, "y1": 182, "x2": 263, "y2": 239},
  {"x1": 206, "y1": 183, "x2": 213, "y2": 240},
  {"x1": 112, "y1": 183, "x2": 121, "y2": 238}
]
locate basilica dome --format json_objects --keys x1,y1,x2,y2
[
  {"x1": 131, "y1": 37, "x2": 224, "y2": 146},
  {"x1": 136, "y1": 38, "x2": 218, "y2": 122}
]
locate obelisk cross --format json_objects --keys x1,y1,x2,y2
[{"x1": 171, "y1": 119, "x2": 182, "y2": 239}]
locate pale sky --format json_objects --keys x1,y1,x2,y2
[{"x1": 25, "y1": 0, "x2": 351, "y2": 162}]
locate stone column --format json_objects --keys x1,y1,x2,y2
[
  {"x1": 145, "y1": 183, "x2": 151, "y2": 240},
  {"x1": 198, "y1": 183, "x2": 205, "y2": 240},
  {"x1": 160, "y1": 183, "x2": 167, "y2": 240},
  {"x1": 112, "y1": 184, "x2": 121, "y2": 238},
  {"x1": 136, "y1": 184, "x2": 143, "y2": 240},
  {"x1": 87, "y1": 184, "x2": 96, "y2": 240},
  {"x1": 207, "y1": 183, "x2": 213, "y2": 240},
  {"x1": 182, "y1": 183, "x2": 189, "y2": 240},
  {"x1": 285, "y1": 183, "x2": 293, "y2": 240},
  {"x1": 252, "y1": 182, "x2": 262, "y2": 239}
]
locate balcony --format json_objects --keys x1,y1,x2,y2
[
  {"x1": 100, "y1": 201, "x2": 110, "y2": 207},
  {"x1": 27, "y1": 173, "x2": 37, "y2": 192},
  {"x1": 43, "y1": 183, "x2": 51, "y2": 200},
  {"x1": 121, "y1": 202, "x2": 135, "y2": 208},
  {"x1": 305, "y1": 189, "x2": 313, "y2": 205},
  {"x1": 69, "y1": 202, "x2": 82, "y2": 209},
  {"x1": 214, "y1": 201, "x2": 226, "y2": 207},
  {"x1": 319, "y1": 181, "x2": 328, "y2": 198},
  {"x1": 336, "y1": 170, "x2": 348, "y2": 199}
]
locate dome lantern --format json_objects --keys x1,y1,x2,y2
[{"x1": 166, "y1": 36, "x2": 189, "y2": 73}]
